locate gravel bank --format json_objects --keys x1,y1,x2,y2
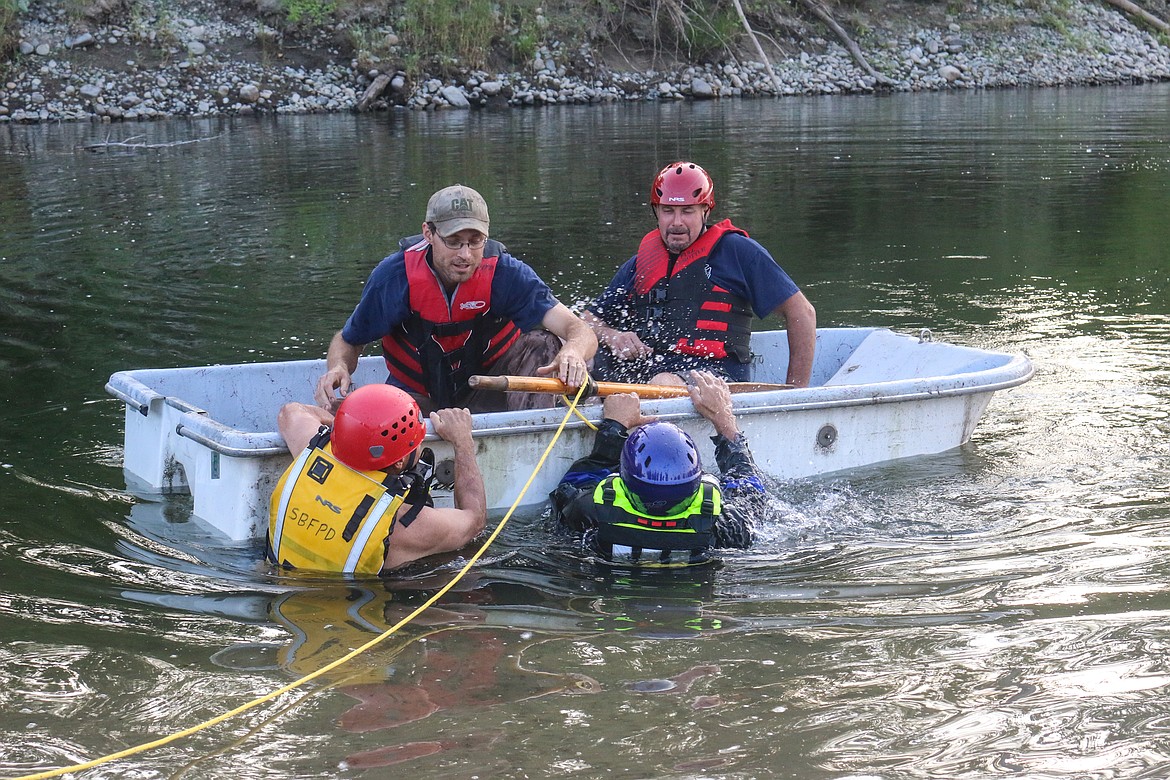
[{"x1": 2, "y1": 0, "x2": 1169, "y2": 122}]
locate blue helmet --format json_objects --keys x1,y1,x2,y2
[{"x1": 619, "y1": 422, "x2": 703, "y2": 512}]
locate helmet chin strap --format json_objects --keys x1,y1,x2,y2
[{"x1": 394, "y1": 446, "x2": 422, "y2": 473}]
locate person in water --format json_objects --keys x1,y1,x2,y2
[
  {"x1": 268, "y1": 384, "x2": 486, "y2": 574},
  {"x1": 550, "y1": 371, "x2": 768, "y2": 567}
]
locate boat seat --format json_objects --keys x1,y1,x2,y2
[{"x1": 822, "y1": 330, "x2": 988, "y2": 386}]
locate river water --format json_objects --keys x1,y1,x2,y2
[{"x1": 1, "y1": 86, "x2": 1168, "y2": 779}]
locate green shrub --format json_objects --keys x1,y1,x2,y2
[
  {"x1": 682, "y1": 3, "x2": 739, "y2": 60},
  {"x1": 283, "y1": 0, "x2": 336, "y2": 26},
  {"x1": 1, "y1": 0, "x2": 28, "y2": 64},
  {"x1": 399, "y1": 0, "x2": 498, "y2": 68}
]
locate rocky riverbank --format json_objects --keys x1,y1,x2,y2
[{"x1": 2, "y1": 0, "x2": 1169, "y2": 123}]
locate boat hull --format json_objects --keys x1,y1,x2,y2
[{"x1": 105, "y1": 328, "x2": 1033, "y2": 540}]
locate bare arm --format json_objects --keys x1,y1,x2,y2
[
  {"x1": 431, "y1": 408, "x2": 487, "y2": 521},
  {"x1": 582, "y1": 310, "x2": 653, "y2": 360},
  {"x1": 534, "y1": 303, "x2": 598, "y2": 387},
  {"x1": 275, "y1": 402, "x2": 334, "y2": 455},
  {"x1": 382, "y1": 407, "x2": 487, "y2": 571},
  {"x1": 772, "y1": 292, "x2": 817, "y2": 388},
  {"x1": 314, "y1": 331, "x2": 365, "y2": 411}
]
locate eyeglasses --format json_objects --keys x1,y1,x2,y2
[
  {"x1": 439, "y1": 235, "x2": 486, "y2": 250},
  {"x1": 428, "y1": 224, "x2": 486, "y2": 251}
]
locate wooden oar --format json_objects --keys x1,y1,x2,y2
[{"x1": 468, "y1": 375, "x2": 792, "y2": 399}]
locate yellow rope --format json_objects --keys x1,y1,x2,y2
[
  {"x1": 560, "y1": 395, "x2": 599, "y2": 430},
  {"x1": 14, "y1": 383, "x2": 589, "y2": 780}
]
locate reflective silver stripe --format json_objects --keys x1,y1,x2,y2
[
  {"x1": 345, "y1": 587, "x2": 381, "y2": 631},
  {"x1": 271, "y1": 448, "x2": 315, "y2": 555},
  {"x1": 610, "y1": 544, "x2": 685, "y2": 565},
  {"x1": 342, "y1": 493, "x2": 396, "y2": 573}
]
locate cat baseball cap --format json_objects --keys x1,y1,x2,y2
[{"x1": 426, "y1": 184, "x2": 490, "y2": 237}]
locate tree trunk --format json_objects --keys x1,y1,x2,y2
[
  {"x1": 1101, "y1": 0, "x2": 1170, "y2": 33},
  {"x1": 356, "y1": 73, "x2": 392, "y2": 112}
]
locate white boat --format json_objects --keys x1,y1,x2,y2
[{"x1": 105, "y1": 327, "x2": 1034, "y2": 540}]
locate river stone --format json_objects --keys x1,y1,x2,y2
[
  {"x1": 79, "y1": 83, "x2": 102, "y2": 98},
  {"x1": 691, "y1": 77, "x2": 714, "y2": 99},
  {"x1": 20, "y1": 41, "x2": 35, "y2": 55},
  {"x1": 239, "y1": 84, "x2": 260, "y2": 103},
  {"x1": 939, "y1": 65, "x2": 963, "y2": 82},
  {"x1": 67, "y1": 33, "x2": 96, "y2": 48},
  {"x1": 440, "y1": 85, "x2": 470, "y2": 108},
  {"x1": 188, "y1": 41, "x2": 206, "y2": 56},
  {"x1": 35, "y1": 43, "x2": 51, "y2": 56}
]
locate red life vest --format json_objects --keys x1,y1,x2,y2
[
  {"x1": 382, "y1": 239, "x2": 521, "y2": 407},
  {"x1": 629, "y1": 220, "x2": 754, "y2": 363}
]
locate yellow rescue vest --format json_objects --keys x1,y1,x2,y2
[{"x1": 268, "y1": 440, "x2": 411, "y2": 575}]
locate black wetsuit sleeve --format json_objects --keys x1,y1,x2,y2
[
  {"x1": 710, "y1": 432, "x2": 765, "y2": 549},
  {"x1": 563, "y1": 418, "x2": 629, "y2": 476},
  {"x1": 549, "y1": 418, "x2": 629, "y2": 534}
]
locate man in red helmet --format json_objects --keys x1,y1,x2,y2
[
  {"x1": 268, "y1": 385, "x2": 486, "y2": 575},
  {"x1": 583, "y1": 161, "x2": 816, "y2": 387},
  {"x1": 315, "y1": 184, "x2": 596, "y2": 415}
]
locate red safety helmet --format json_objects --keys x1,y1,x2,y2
[
  {"x1": 650, "y1": 161, "x2": 715, "y2": 211},
  {"x1": 331, "y1": 385, "x2": 425, "y2": 471}
]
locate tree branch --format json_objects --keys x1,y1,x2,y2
[
  {"x1": 730, "y1": 0, "x2": 783, "y2": 93},
  {"x1": 792, "y1": 0, "x2": 894, "y2": 87},
  {"x1": 82, "y1": 133, "x2": 225, "y2": 152}
]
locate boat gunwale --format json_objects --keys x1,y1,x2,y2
[{"x1": 146, "y1": 352, "x2": 1034, "y2": 459}]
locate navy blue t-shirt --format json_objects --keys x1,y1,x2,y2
[
  {"x1": 342, "y1": 248, "x2": 559, "y2": 347},
  {"x1": 587, "y1": 230, "x2": 801, "y2": 382},
  {"x1": 589, "y1": 231, "x2": 799, "y2": 324}
]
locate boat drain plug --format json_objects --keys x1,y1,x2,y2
[{"x1": 816, "y1": 424, "x2": 838, "y2": 450}]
